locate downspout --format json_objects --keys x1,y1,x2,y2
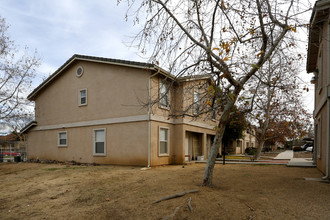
[{"x1": 147, "y1": 69, "x2": 160, "y2": 167}]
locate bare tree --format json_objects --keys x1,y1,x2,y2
[
  {"x1": 121, "y1": 0, "x2": 312, "y2": 186},
  {"x1": 0, "y1": 17, "x2": 39, "y2": 127},
  {"x1": 241, "y1": 50, "x2": 312, "y2": 160}
]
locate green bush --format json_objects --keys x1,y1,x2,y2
[{"x1": 245, "y1": 147, "x2": 257, "y2": 155}]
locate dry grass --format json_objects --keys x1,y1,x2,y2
[{"x1": 0, "y1": 162, "x2": 329, "y2": 219}]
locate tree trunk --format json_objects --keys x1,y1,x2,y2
[
  {"x1": 202, "y1": 123, "x2": 225, "y2": 186},
  {"x1": 202, "y1": 102, "x2": 233, "y2": 186},
  {"x1": 255, "y1": 140, "x2": 265, "y2": 160}
]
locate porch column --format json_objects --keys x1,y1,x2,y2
[{"x1": 172, "y1": 125, "x2": 185, "y2": 164}]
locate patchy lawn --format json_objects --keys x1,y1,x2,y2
[
  {"x1": 294, "y1": 151, "x2": 313, "y2": 158},
  {"x1": 0, "y1": 162, "x2": 329, "y2": 219}
]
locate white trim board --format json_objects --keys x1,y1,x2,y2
[
  {"x1": 35, "y1": 115, "x2": 149, "y2": 131},
  {"x1": 33, "y1": 114, "x2": 216, "y2": 131},
  {"x1": 150, "y1": 114, "x2": 216, "y2": 130}
]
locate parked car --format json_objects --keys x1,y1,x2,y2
[
  {"x1": 293, "y1": 143, "x2": 313, "y2": 152},
  {"x1": 0, "y1": 152, "x2": 21, "y2": 157},
  {"x1": 306, "y1": 146, "x2": 313, "y2": 152}
]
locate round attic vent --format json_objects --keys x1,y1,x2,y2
[{"x1": 76, "y1": 66, "x2": 84, "y2": 77}]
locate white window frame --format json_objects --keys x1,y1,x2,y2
[
  {"x1": 194, "y1": 91, "x2": 200, "y2": 115},
  {"x1": 159, "y1": 127, "x2": 170, "y2": 156},
  {"x1": 79, "y1": 88, "x2": 88, "y2": 106},
  {"x1": 93, "y1": 128, "x2": 106, "y2": 156},
  {"x1": 58, "y1": 131, "x2": 67, "y2": 147},
  {"x1": 159, "y1": 80, "x2": 169, "y2": 108}
]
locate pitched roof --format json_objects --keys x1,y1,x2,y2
[
  {"x1": 27, "y1": 54, "x2": 172, "y2": 100},
  {"x1": 306, "y1": 0, "x2": 330, "y2": 73},
  {"x1": 27, "y1": 54, "x2": 212, "y2": 100},
  {"x1": 20, "y1": 121, "x2": 37, "y2": 134},
  {"x1": 178, "y1": 74, "x2": 213, "y2": 82}
]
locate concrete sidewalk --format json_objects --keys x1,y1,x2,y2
[
  {"x1": 273, "y1": 150, "x2": 293, "y2": 160},
  {"x1": 195, "y1": 150, "x2": 316, "y2": 167},
  {"x1": 287, "y1": 158, "x2": 316, "y2": 167}
]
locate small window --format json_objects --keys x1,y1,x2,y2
[
  {"x1": 246, "y1": 142, "x2": 249, "y2": 148},
  {"x1": 159, "y1": 81, "x2": 169, "y2": 108},
  {"x1": 159, "y1": 127, "x2": 169, "y2": 156},
  {"x1": 58, "y1": 131, "x2": 67, "y2": 147},
  {"x1": 93, "y1": 129, "x2": 106, "y2": 156},
  {"x1": 79, "y1": 89, "x2": 87, "y2": 106},
  {"x1": 194, "y1": 92, "x2": 200, "y2": 115}
]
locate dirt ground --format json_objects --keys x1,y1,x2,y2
[
  {"x1": 294, "y1": 151, "x2": 313, "y2": 158},
  {"x1": 0, "y1": 162, "x2": 329, "y2": 220}
]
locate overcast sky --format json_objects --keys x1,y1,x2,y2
[
  {"x1": 0, "y1": 0, "x2": 316, "y2": 116},
  {"x1": 0, "y1": 0, "x2": 146, "y2": 84}
]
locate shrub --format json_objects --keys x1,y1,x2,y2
[{"x1": 245, "y1": 147, "x2": 257, "y2": 155}]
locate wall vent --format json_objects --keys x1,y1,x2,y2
[{"x1": 76, "y1": 66, "x2": 84, "y2": 77}]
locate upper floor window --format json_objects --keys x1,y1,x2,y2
[
  {"x1": 159, "y1": 81, "x2": 169, "y2": 108},
  {"x1": 194, "y1": 92, "x2": 200, "y2": 115},
  {"x1": 58, "y1": 131, "x2": 67, "y2": 147},
  {"x1": 79, "y1": 89, "x2": 87, "y2": 106}
]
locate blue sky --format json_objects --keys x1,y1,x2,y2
[{"x1": 0, "y1": 0, "x2": 315, "y2": 114}]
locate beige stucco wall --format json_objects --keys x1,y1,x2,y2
[
  {"x1": 28, "y1": 121, "x2": 148, "y2": 166},
  {"x1": 28, "y1": 60, "x2": 153, "y2": 165},
  {"x1": 150, "y1": 75, "x2": 216, "y2": 125},
  {"x1": 314, "y1": 22, "x2": 329, "y2": 106},
  {"x1": 313, "y1": 21, "x2": 330, "y2": 176},
  {"x1": 315, "y1": 101, "x2": 329, "y2": 175},
  {"x1": 28, "y1": 58, "x2": 219, "y2": 166},
  {"x1": 34, "y1": 61, "x2": 150, "y2": 126},
  {"x1": 149, "y1": 120, "x2": 216, "y2": 166}
]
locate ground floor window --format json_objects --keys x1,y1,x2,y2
[
  {"x1": 58, "y1": 131, "x2": 67, "y2": 147},
  {"x1": 159, "y1": 127, "x2": 169, "y2": 156},
  {"x1": 93, "y1": 129, "x2": 106, "y2": 156}
]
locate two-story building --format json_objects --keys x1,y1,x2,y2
[
  {"x1": 307, "y1": 0, "x2": 330, "y2": 179},
  {"x1": 22, "y1": 54, "x2": 218, "y2": 166}
]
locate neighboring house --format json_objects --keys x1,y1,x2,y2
[
  {"x1": 307, "y1": 0, "x2": 330, "y2": 178},
  {"x1": 230, "y1": 127, "x2": 258, "y2": 154},
  {"x1": 0, "y1": 133, "x2": 27, "y2": 160},
  {"x1": 22, "y1": 54, "x2": 218, "y2": 166}
]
